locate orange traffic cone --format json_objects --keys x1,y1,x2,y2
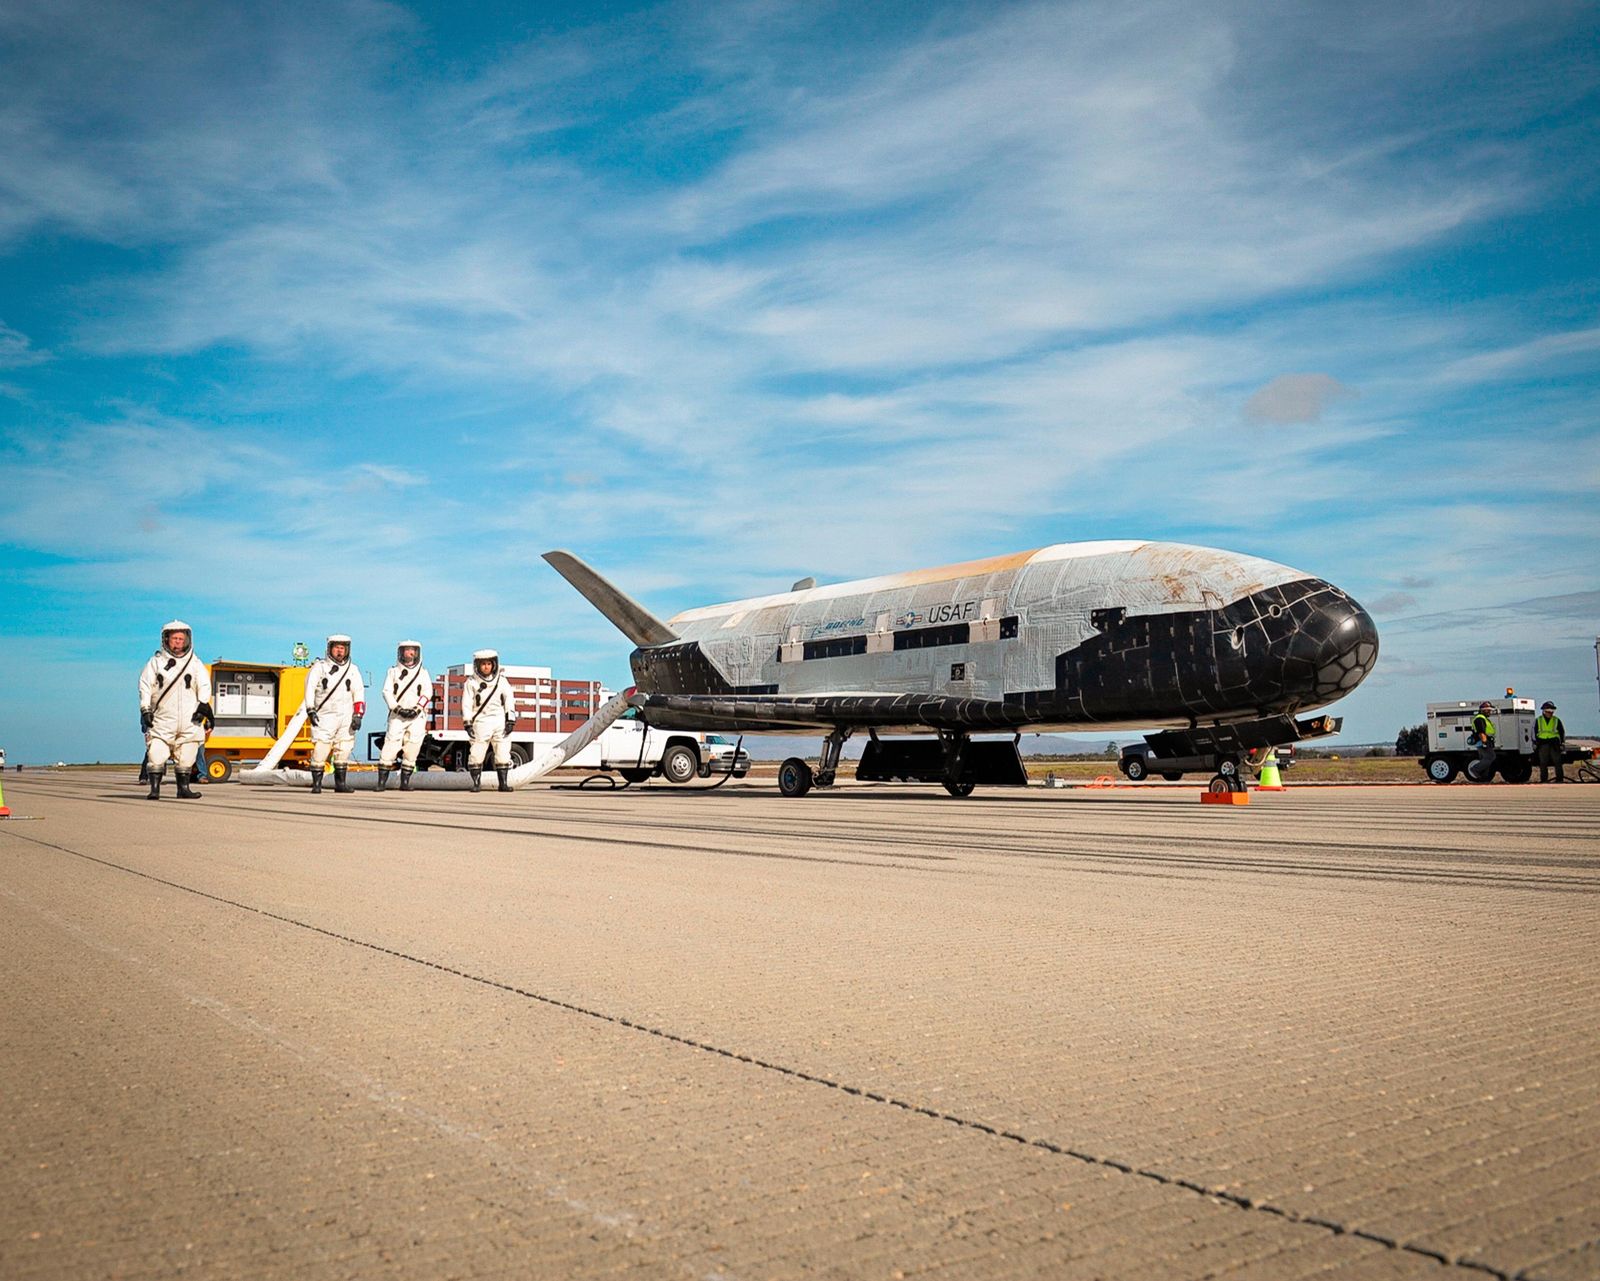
[
  {"x1": 1257, "y1": 751, "x2": 1285, "y2": 791},
  {"x1": 0, "y1": 772, "x2": 10, "y2": 818}
]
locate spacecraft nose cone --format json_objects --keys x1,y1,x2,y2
[{"x1": 1305, "y1": 590, "x2": 1380, "y2": 702}]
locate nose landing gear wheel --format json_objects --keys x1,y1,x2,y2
[
  {"x1": 1208, "y1": 773, "x2": 1245, "y2": 794},
  {"x1": 778, "y1": 757, "x2": 814, "y2": 797},
  {"x1": 942, "y1": 779, "x2": 976, "y2": 798}
]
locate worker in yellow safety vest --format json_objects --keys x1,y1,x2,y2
[
  {"x1": 1534, "y1": 700, "x2": 1566, "y2": 784},
  {"x1": 1468, "y1": 701, "x2": 1497, "y2": 782}
]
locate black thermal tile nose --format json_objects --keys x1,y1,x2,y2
[{"x1": 1308, "y1": 596, "x2": 1379, "y2": 701}]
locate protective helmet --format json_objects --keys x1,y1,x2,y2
[
  {"x1": 1478, "y1": 701, "x2": 1493, "y2": 712},
  {"x1": 1542, "y1": 701, "x2": 1557, "y2": 711},
  {"x1": 326, "y1": 633, "x2": 353, "y2": 661},
  {"x1": 160, "y1": 619, "x2": 193, "y2": 657},
  {"x1": 472, "y1": 648, "x2": 500, "y2": 678},
  {"x1": 397, "y1": 639, "x2": 422, "y2": 667}
]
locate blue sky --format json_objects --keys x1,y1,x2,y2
[{"x1": 2, "y1": 0, "x2": 1598, "y2": 763}]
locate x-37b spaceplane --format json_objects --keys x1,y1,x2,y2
[{"x1": 544, "y1": 541, "x2": 1378, "y2": 797}]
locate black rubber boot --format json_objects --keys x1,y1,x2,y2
[
  {"x1": 176, "y1": 769, "x2": 203, "y2": 799},
  {"x1": 311, "y1": 767, "x2": 324, "y2": 794},
  {"x1": 469, "y1": 767, "x2": 482, "y2": 793},
  {"x1": 376, "y1": 767, "x2": 390, "y2": 792},
  {"x1": 496, "y1": 766, "x2": 511, "y2": 793},
  {"x1": 399, "y1": 768, "x2": 414, "y2": 791},
  {"x1": 333, "y1": 765, "x2": 353, "y2": 793},
  {"x1": 145, "y1": 764, "x2": 165, "y2": 800}
]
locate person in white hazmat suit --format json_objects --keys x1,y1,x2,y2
[
  {"x1": 462, "y1": 649, "x2": 519, "y2": 792},
  {"x1": 138, "y1": 620, "x2": 214, "y2": 801},
  {"x1": 302, "y1": 634, "x2": 366, "y2": 794},
  {"x1": 376, "y1": 640, "x2": 433, "y2": 792}
]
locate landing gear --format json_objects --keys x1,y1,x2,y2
[
  {"x1": 815, "y1": 730, "x2": 850, "y2": 788},
  {"x1": 779, "y1": 730, "x2": 850, "y2": 798},
  {"x1": 1208, "y1": 772, "x2": 1246, "y2": 794},
  {"x1": 778, "y1": 757, "x2": 814, "y2": 797},
  {"x1": 939, "y1": 730, "x2": 975, "y2": 799}
]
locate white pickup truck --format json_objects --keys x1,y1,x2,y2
[{"x1": 391, "y1": 708, "x2": 749, "y2": 784}]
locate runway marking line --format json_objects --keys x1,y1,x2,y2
[{"x1": 0, "y1": 825, "x2": 1543, "y2": 1281}]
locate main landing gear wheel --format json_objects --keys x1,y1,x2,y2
[
  {"x1": 778, "y1": 757, "x2": 814, "y2": 797},
  {"x1": 661, "y1": 744, "x2": 699, "y2": 785},
  {"x1": 1425, "y1": 757, "x2": 1458, "y2": 784},
  {"x1": 942, "y1": 779, "x2": 976, "y2": 798},
  {"x1": 1208, "y1": 773, "x2": 1246, "y2": 794}
]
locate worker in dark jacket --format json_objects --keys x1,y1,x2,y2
[
  {"x1": 1468, "y1": 701, "x2": 1497, "y2": 782},
  {"x1": 1534, "y1": 701, "x2": 1566, "y2": 783}
]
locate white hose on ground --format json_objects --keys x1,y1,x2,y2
[{"x1": 239, "y1": 690, "x2": 640, "y2": 790}]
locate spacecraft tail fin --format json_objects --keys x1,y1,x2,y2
[{"x1": 542, "y1": 550, "x2": 679, "y2": 647}]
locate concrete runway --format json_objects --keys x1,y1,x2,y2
[{"x1": 2, "y1": 769, "x2": 1596, "y2": 1281}]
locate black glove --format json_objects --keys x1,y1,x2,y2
[
  {"x1": 140, "y1": 709, "x2": 153, "y2": 733},
  {"x1": 350, "y1": 713, "x2": 363, "y2": 732},
  {"x1": 307, "y1": 709, "x2": 319, "y2": 729},
  {"x1": 192, "y1": 701, "x2": 215, "y2": 730},
  {"x1": 505, "y1": 716, "x2": 517, "y2": 735}
]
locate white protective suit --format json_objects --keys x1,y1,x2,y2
[
  {"x1": 303, "y1": 649, "x2": 366, "y2": 769},
  {"x1": 462, "y1": 663, "x2": 518, "y2": 769},
  {"x1": 379, "y1": 649, "x2": 434, "y2": 770},
  {"x1": 139, "y1": 633, "x2": 212, "y2": 772}
]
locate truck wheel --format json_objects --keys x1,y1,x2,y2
[
  {"x1": 509, "y1": 743, "x2": 532, "y2": 767},
  {"x1": 1162, "y1": 771, "x2": 1183, "y2": 781},
  {"x1": 1500, "y1": 760, "x2": 1533, "y2": 784},
  {"x1": 1425, "y1": 756, "x2": 1458, "y2": 784},
  {"x1": 206, "y1": 757, "x2": 233, "y2": 784},
  {"x1": 1465, "y1": 758, "x2": 1495, "y2": 783},
  {"x1": 661, "y1": 744, "x2": 699, "y2": 785},
  {"x1": 1218, "y1": 757, "x2": 1239, "y2": 776},
  {"x1": 1122, "y1": 756, "x2": 1148, "y2": 781},
  {"x1": 778, "y1": 757, "x2": 814, "y2": 797}
]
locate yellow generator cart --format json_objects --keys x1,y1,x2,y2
[{"x1": 202, "y1": 662, "x2": 313, "y2": 782}]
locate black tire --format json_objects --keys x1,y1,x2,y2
[
  {"x1": 619, "y1": 767, "x2": 652, "y2": 784},
  {"x1": 661, "y1": 743, "x2": 699, "y2": 785},
  {"x1": 1208, "y1": 773, "x2": 1244, "y2": 794},
  {"x1": 1122, "y1": 756, "x2": 1148, "y2": 781},
  {"x1": 1161, "y1": 771, "x2": 1183, "y2": 782},
  {"x1": 1425, "y1": 756, "x2": 1458, "y2": 784},
  {"x1": 1465, "y1": 758, "x2": 1496, "y2": 783},
  {"x1": 205, "y1": 757, "x2": 233, "y2": 783},
  {"x1": 508, "y1": 743, "x2": 532, "y2": 767},
  {"x1": 1500, "y1": 760, "x2": 1533, "y2": 784},
  {"x1": 1217, "y1": 756, "x2": 1239, "y2": 777},
  {"x1": 778, "y1": 757, "x2": 814, "y2": 797},
  {"x1": 943, "y1": 779, "x2": 976, "y2": 798}
]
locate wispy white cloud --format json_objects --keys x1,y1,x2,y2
[{"x1": 0, "y1": 322, "x2": 47, "y2": 367}]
